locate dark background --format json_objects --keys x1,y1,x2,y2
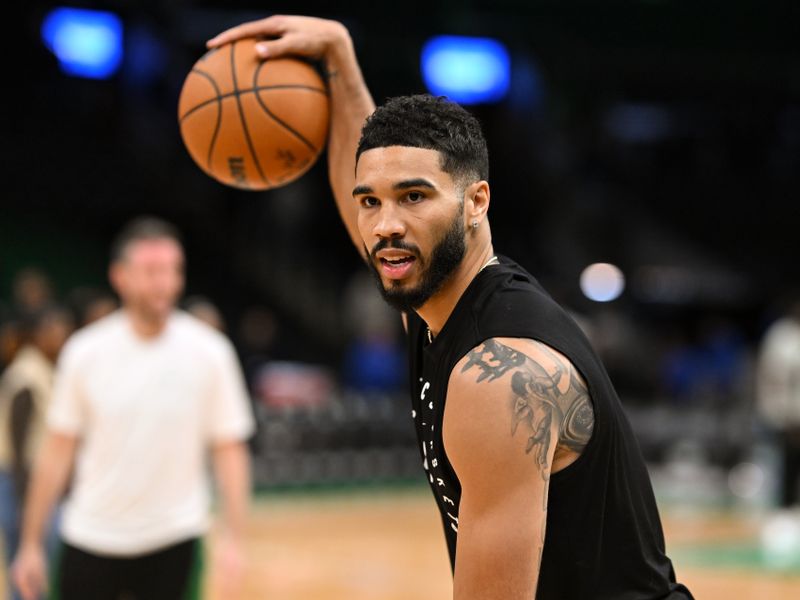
[{"x1": 4, "y1": 1, "x2": 800, "y2": 412}]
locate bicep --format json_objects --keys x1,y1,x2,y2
[
  {"x1": 35, "y1": 429, "x2": 79, "y2": 475},
  {"x1": 444, "y1": 340, "x2": 562, "y2": 599},
  {"x1": 48, "y1": 359, "x2": 87, "y2": 435},
  {"x1": 207, "y1": 344, "x2": 255, "y2": 443}
]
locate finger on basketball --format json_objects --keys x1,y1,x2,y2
[{"x1": 254, "y1": 37, "x2": 293, "y2": 58}]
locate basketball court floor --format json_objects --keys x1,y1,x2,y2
[
  {"x1": 3, "y1": 486, "x2": 800, "y2": 599},
  {"x1": 204, "y1": 487, "x2": 800, "y2": 600}
]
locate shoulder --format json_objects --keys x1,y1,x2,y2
[
  {"x1": 446, "y1": 337, "x2": 594, "y2": 464},
  {"x1": 442, "y1": 337, "x2": 576, "y2": 489},
  {"x1": 450, "y1": 337, "x2": 571, "y2": 389},
  {"x1": 60, "y1": 311, "x2": 124, "y2": 364},
  {"x1": 171, "y1": 311, "x2": 237, "y2": 361},
  {"x1": 473, "y1": 260, "x2": 576, "y2": 334}
]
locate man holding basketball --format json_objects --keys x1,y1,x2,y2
[
  {"x1": 209, "y1": 16, "x2": 693, "y2": 599},
  {"x1": 12, "y1": 218, "x2": 254, "y2": 600}
]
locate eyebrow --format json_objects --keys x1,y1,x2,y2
[
  {"x1": 352, "y1": 178, "x2": 437, "y2": 197},
  {"x1": 393, "y1": 178, "x2": 436, "y2": 191},
  {"x1": 352, "y1": 184, "x2": 373, "y2": 196}
]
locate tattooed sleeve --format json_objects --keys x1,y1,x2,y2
[{"x1": 460, "y1": 338, "x2": 595, "y2": 477}]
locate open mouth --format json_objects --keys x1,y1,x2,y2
[
  {"x1": 381, "y1": 256, "x2": 415, "y2": 266},
  {"x1": 377, "y1": 254, "x2": 417, "y2": 279}
]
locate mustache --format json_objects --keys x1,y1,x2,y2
[{"x1": 368, "y1": 238, "x2": 421, "y2": 261}]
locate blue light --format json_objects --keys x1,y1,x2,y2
[
  {"x1": 421, "y1": 36, "x2": 510, "y2": 105},
  {"x1": 41, "y1": 7, "x2": 123, "y2": 79}
]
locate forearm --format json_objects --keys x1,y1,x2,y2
[
  {"x1": 212, "y1": 441, "x2": 251, "y2": 537},
  {"x1": 324, "y1": 28, "x2": 375, "y2": 255},
  {"x1": 453, "y1": 499, "x2": 543, "y2": 600},
  {"x1": 20, "y1": 431, "x2": 77, "y2": 547}
]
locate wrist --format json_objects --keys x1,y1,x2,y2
[
  {"x1": 19, "y1": 537, "x2": 43, "y2": 552},
  {"x1": 219, "y1": 527, "x2": 244, "y2": 545},
  {"x1": 324, "y1": 25, "x2": 356, "y2": 74}
]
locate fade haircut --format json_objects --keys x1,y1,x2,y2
[
  {"x1": 110, "y1": 216, "x2": 182, "y2": 263},
  {"x1": 356, "y1": 94, "x2": 489, "y2": 186}
]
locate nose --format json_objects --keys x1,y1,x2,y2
[{"x1": 372, "y1": 202, "x2": 406, "y2": 240}]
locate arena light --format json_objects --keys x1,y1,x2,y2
[
  {"x1": 421, "y1": 35, "x2": 510, "y2": 105},
  {"x1": 41, "y1": 7, "x2": 123, "y2": 79},
  {"x1": 580, "y1": 263, "x2": 625, "y2": 302}
]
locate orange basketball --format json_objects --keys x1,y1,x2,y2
[{"x1": 178, "y1": 38, "x2": 329, "y2": 191}]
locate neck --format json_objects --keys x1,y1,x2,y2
[
  {"x1": 124, "y1": 307, "x2": 170, "y2": 339},
  {"x1": 34, "y1": 345, "x2": 58, "y2": 364},
  {"x1": 416, "y1": 242, "x2": 495, "y2": 339},
  {"x1": 24, "y1": 343, "x2": 55, "y2": 365}
]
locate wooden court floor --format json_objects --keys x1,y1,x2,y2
[
  {"x1": 204, "y1": 488, "x2": 800, "y2": 600},
  {"x1": 4, "y1": 487, "x2": 800, "y2": 599}
]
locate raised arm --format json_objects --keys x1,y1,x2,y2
[
  {"x1": 444, "y1": 337, "x2": 594, "y2": 599},
  {"x1": 208, "y1": 15, "x2": 375, "y2": 257}
]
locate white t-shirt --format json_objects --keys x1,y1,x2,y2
[
  {"x1": 48, "y1": 310, "x2": 255, "y2": 556},
  {"x1": 757, "y1": 317, "x2": 800, "y2": 428}
]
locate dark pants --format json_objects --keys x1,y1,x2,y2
[
  {"x1": 780, "y1": 428, "x2": 800, "y2": 507},
  {"x1": 52, "y1": 538, "x2": 202, "y2": 600}
]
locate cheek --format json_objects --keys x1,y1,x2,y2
[{"x1": 356, "y1": 211, "x2": 375, "y2": 245}]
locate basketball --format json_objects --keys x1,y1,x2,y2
[{"x1": 178, "y1": 38, "x2": 329, "y2": 191}]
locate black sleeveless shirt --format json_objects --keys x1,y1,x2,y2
[{"x1": 407, "y1": 256, "x2": 692, "y2": 600}]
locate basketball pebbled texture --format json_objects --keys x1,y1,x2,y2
[{"x1": 178, "y1": 38, "x2": 329, "y2": 191}]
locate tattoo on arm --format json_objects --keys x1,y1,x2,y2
[
  {"x1": 461, "y1": 338, "x2": 595, "y2": 476},
  {"x1": 322, "y1": 64, "x2": 339, "y2": 80},
  {"x1": 460, "y1": 338, "x2": 594, "y2": 575}
]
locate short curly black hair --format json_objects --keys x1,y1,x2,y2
[{"x1": 356, "y1": 94, "x2": 489, "y2": 185}]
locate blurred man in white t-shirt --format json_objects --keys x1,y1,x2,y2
[
  {"x1": 12, "y1": 217, "x2": 254, "y2": 600},
  {"x1": 757, "y1": 297, "x2": 800, "y2": 508}
]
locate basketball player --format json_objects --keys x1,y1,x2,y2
[
  {"x1": 12, "y1": 218, "x2": 254, "y2": 600},
  {"x1": 209, "y1": 16, "x2": 693, "y2": 599}
]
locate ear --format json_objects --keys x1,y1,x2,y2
[
  {"x1": 464, "y1": 180, "x2": 490, "y2": 226},
  {"x1": 108, "y1": 262, "x2": 125, "y2": 296}
]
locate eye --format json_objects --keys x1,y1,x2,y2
[
  {"x1": 405, "y1": 191, "x2": 425, "y2": 203},
  {"x1": 360, "y1": 196, "x2": 379, "y2": 208}
]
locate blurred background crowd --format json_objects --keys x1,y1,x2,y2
[{"x1": 3, "y1": 0, "x2": 800, "y2": 585}]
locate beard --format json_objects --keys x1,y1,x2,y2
[{"x1": 365, "y1": 209, "x2": 467, "y2": 313}]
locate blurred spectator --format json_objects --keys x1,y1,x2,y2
[
  {"x1": 66, "y1": 287, "x2": 118, "y2": 328},
  {"x1": 254, "y1": 361, "x2": 335, "y2": 409},
  {"x1": 2, "y1": 269, "x2": 56, "y2": 376},
  {"x1": 11, "y1": 217, "x2": 254, "y2": 600},
  {"x1": 11, "y1": 270, "x2": 53, "y2": 316},
  {"x1": 661, "y1": 316, "x2": 748, "y2": 406},
  {"x1": 237, "y1": 305, "x2": 278, "y2": 388},
  {"x1": 341, "y1": 272, "x2": 405, "y2": 393},
  {"x1": 184, "y1": 295, "x2": 226, "y2": 333},
  {"x1": 0, "y1": 305, "x2": 74, "y2": 600},
  {"x1": 756, "y1": 297, "x2": 800, "y2": 507},
  {"x1": 0, "y1": 320, "x2": 22, "y2": 375}
]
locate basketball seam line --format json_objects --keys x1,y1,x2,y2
[
  {"x1": 230, "y1": 41, "x2": 269, "y2": 187},
  {"x1": 186, "y1": 69, "x2": 224, "y2": 170},
  {"x1": 251, "y1": 60, "x2": 321, "y2": 153},
  {"x1": 179, "y1": 82, "x2": 326, "y2": 125}
]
